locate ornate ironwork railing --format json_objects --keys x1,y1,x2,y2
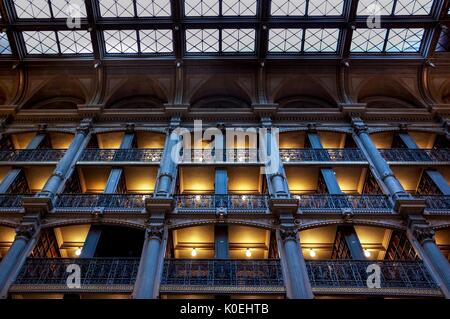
[
  {"x1": 54, "y1": 194, "x2": 150, "y2": 211},
  {"x1": 175, "y1": 194, "x2": 268, "y2": 212},
  {"x1": 379, "y1": 148, "x2": 450, "y2": 163},
  {"x1": 0, "y1": 149, "x2": 66, "y2": 162},
  {"x1": 294, "y1": 195, "x2": 392, "y2": 213},
  {"x1": 180, "y1": 149, "x2": 259, "y2": 163},
  {"x1": 280, "y1": 148, "x2": 366, "y2": 162},
  {"x1": 161, "y1": 259, "x2": 284, "y2": 288},
  {"x1": 79, "y1": 148, "x2": 163, "y2": 162},
  {"x1": 13, "y1": 258, "x2": 140, "y2": 287},
  {"x1": 0, "y1": 194, "x2": 24, "y2": 208},
  {"x1": 416, "y1": 195, "x2": 450, "y2": 212},
  {"x1": 306, "y1": 260, "x2": 439, "y2": 293}
]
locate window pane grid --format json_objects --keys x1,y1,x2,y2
[
  {"x1": 22, "y1": 30, "x2": 93, "y2": 55},
  {"x1": 139, "y1": 30, "x2": 173, "y2": 53},
  {"x1": 103, "y1": 30, "x2": 138, "y2": 53},
  {"x1": 268, "y1": 28, "x2": 339, "y2": 53},
  {"x1": 356, "y1": 0, "x2": 435, "y2": 15},
  {"x1": 58, "y1": 30, "x2": 93, "y2": 54},
  {"x1": 350, "y1": 28, "x2": 424, "y2": 53},
  {"x1": 270, "y1": 0, "x2": 344, "y2": 16},
  {"x1": 103, "y1": 29, "x2": 173, "y2": 54},
  {"x1": 185, "y1": 29, "x2": 256, "y2": 54},
  {"x1": 185, "y1": 0, "x2": 257, "y2": 16},
  {"x1": 22, "y1": 31, "x2": 59, "y2": 54},
  {"x1": 14, "y1": 0, "x2": 87, "y2": 19},
  {"x1": 0, "y1": 33, "x2": 12, "y2": 55}
]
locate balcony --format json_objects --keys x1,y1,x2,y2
[
  {"x1": 54, "y1": 194, "x2": 150, "y2": 213},
  {"x1": 295, "y1": 195, "x2": 393, "y2": 214},
  {"x1": 180, "y1": 149, "x2": 259, "y2": 164},
  {"x1": 0, "y1": 149, "x2": 65, "y2": 164},
  {"x1": 10, "y1": 258, "x2": 140, "y2": 293},
  {"x1": 306, "y1": 260, "x2": 442, "y2": 297},
  {"x1": 379, "y1": 149, "x2": 450, "y2": 164},
  {"x1": 416, "y1": 195, "x2": 450, "y2": 214},
  {"x1": 78, "y1": 149, "x2": 163, "y2": 164},
  {"x1": 280, "y1": 149, "x2": 366, "y2": 164},
  {"x1": 175, "y1": 195, "x2": 269, "y2": 213},
  {"x1": 160, "y1": 259, "x2": 284, "y2": 294},
  {"x1": 0, "y1": 194, "x2": 25, "y2": 212}
]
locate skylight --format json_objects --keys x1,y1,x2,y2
[
  {"x1": 13, "y1": 0, "x2": 87, "y2": 19},
  {"x1": 103, "y1": 29, "x2": 173, "y2": 54},
  {"x1": 22, "y1": 30, "x2": 93, "y2": 55},
  {"x1": 185, "y1": 29, "x2": 255, "y2": 53},
  {"x1": 99, "y1": 0, "x2": 171, "y2": 18},
  {"x1": 350, "y1": 28, "x2": 424, "y2": 53},
  {"x1": 356, "y1": 0, "x2": 435, "y2": 16},
  {"x1": 185, "y1": 0, "x2": 257, "y2": 16},
  {"x1": 0, "y1": 33, "x2": 12, "y2": 55},
  {"x1": 270, "y1": 0, "x2": 344, "y2": 16},
  {"x1": 268, "y1": 28, "x2": 340, "y2": 53}
]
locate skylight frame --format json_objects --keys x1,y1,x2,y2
[
  {"x1": 356, "y1": 0, "x2": 436, "y2": 16},
  {"x1": 184, "y1": 0, "x2": 258, "y2": 17},
  {"x1": 12, "y1": 0, "x2": 88, "y2": 20},
  {"x1": 269, "y1": 0, "x2": 346, "y2": 17},
  {"x1": 98, "y1": 0, "x2": 172, "y2": 18}
]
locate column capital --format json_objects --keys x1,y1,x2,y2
[
  {"x1": 36, "y1": 123, "x2": 47, "y2": 134},
  {"x1": 412, "y1": 224, "x2": 435, "y2": 244},
  {"x1": 76, "y1": 118, "x2": 93, "y2": 135},
  {"x1": 15, "y1": 223, "x2": 37, "y2": 241},
  {"x1": 351, "y1": 117, "x2": 368, "y2": 134},
  {"x1": 125, "y1": 123, "x2": 135, "y2": 134},
  {"x1": 280, "y1": 226, "x2": 299, "y2": 242},
  {"x1": 306, "y1": 123, "x2": 317, "y2": 133},
  {"x1": 145, "y1": 225, "x2": 164, "y2": 241}
]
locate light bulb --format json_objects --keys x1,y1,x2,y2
[
  {"x1": 245, "y1": 248, "x2": 252, "y2": 257},
  {"x1": 364, "y1": 250, "x2": 371, "y2": 258},
  {"x1": 191, "y1": 248, "x2": 197, "y2": 257},
  {"x1": 195, "y1": 195, "x2": 201, "y2": 202},
  {"x1": 241, "y1": 195, "x2": 248, "y2": 201},
  {"x1": 75, "y1": 248, "x2": 82, "y2": 256},
  {"x1": 309, "y1": 249, "x2": 316, "y2": 258}
]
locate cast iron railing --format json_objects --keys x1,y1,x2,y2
[
  {"x1": 14, "y1": 258, "x2": 140, "y2": 286},
  {"x1": 0, "y1": 149, "x2": 66, "y2": 162},
  {"x1": 306, "y1": 260, "x2": 439, "y2": 290},
  {"x1": 180, "y1": 149, "x2": 259, "y2": 163},
  {"x1": 0, "y1": 194, "x2": 24, "y2": 208},
  {"x1": 295, "y1": 194, "x2": 392, "y2": 213},
  {"x1": 416, "y1": 195, "x2": 450, "y2": 212},
  {"x1": 280, "y1": 148, "x2": 366, "y2": 162},
  {"x1": 54, "y1": 194, "x2": 150, "y2": 211},
  {"x1": 379, "y1": 148, "x2": 450, "y2": 163},
  {"x1": 161, "y1": 259, "x2": 283, "y2": 287},
  {"x1": 175, "y1": 194, "x2": 268, "y2": 212},
  {"x1": 79, "y1": 148, "x2": 163, "y2": 162}
]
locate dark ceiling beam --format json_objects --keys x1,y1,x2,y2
[
  {"x1": 0, "y1": 0, "x2": 23, "y2": 61},
  {"x1": 341, "y1": 0, "x2": 359, "y2": 59},
  {"x1": 172, "y1": 0, "x2": 183, "y2": 60}
]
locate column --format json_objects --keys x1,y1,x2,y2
[
  {"x1": 307, "y1": 133, "x2": 343, "y2": 195},
  {"x1": 132, "y1": 226, "x2": 164, "y2": 299},
  {"x1": 103, "y1": 131, "x2": 135, "y2": 193},
  {"x1": 336, "y1": 225, "x2": 366, "y2": 260},
  {"x1": 352, "y1": 118, "x2": 408, "y2": 198},
  {"x1": 79, "y1": 226, "x2": 102, "y2": 258},
  {"x1": 412, "y1": 224, "x2": 450, "y2": 295},
  {"x1": 261, "y1": 117, "x2": 289, "y2": 197},
  {"x1": 154, "y1": 117, "x2": 181, "y2": 197},
  {"x1": 399, "y1": 132, "x2": 450, "y2": 195},
  {"x1": 214, "y1": 168, "x2": 229, "y2": 259},
  {"x1": 0, "y1": 224, "x2": 37, "y2": 297},
  {"x1": 280, "y1": 226, "x2": 314, "y2": 299},
  {"x1": 0, "y1": 132, "x2": 46, "y2": 193},
  {"x1": 39, "y1": 119, "x2": 92, "y2": 197}
]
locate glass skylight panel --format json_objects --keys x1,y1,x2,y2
[
  {"x1": 51, "y1": 0, "x2": 87, "y2": 18},
  {"x1": 350, "y1": 28, "x2": 388, "y2": 52},
  {"x1": 223, "y1": 0, "x2": 257, "y2": 16},
  {"x1": 136, "y1": 0, "x2": 172, "y2": 17},
  {"x1": 99, "y1": 0, "x2": 134, "y2": 17},
  {"x1": 14, "y1": 0, "x2": 51, "y2": 18},
  {"x1": 394, "y1": 0, "x2": 434, "y2": 15},
  {"x1": 0, "y1": 33, "x2": 11, "y2": 55},
  {"x1": 103, "y1": 30, "x2": 138, "y2": 53},
  {"x1": 186, "y1": 29, "x2": 220, "y2": 53},
  {"x1": 436, "y1": 28, "x2": 450, "y2": 52},
  {"x1": 308, "y1": 0, "x2": 344, "y2": 16},
  {"x1": 139, "y1": 30, "x2": 173, "y2": 53},
  {"x1": 268, "y1": 29, "x2": 303, "y2": 52},
  {"x1": 58, "y1": 30, "x2": 92, "y2": 54},
  {"x1": 185, "y1": 0, "x2": 220, "y2": 16},
  {"x1": 385, "y1": 28, "x2": 424, "y2": 52},
  {"x1": 271, "y1": 0, "x2": 306, "y2": 16},
  {"x1": 304, "y1": 28, "x2": 339, "y2": 52},
  {"x1": 23, "y1": 31, "x2": 58, "y2": 54},
  {"x1": 222, "y1": 29, "x2": 255, "y2": 52},
  {"x1": 357, "y1": 0, "x2": 394, "y2": 15}
]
